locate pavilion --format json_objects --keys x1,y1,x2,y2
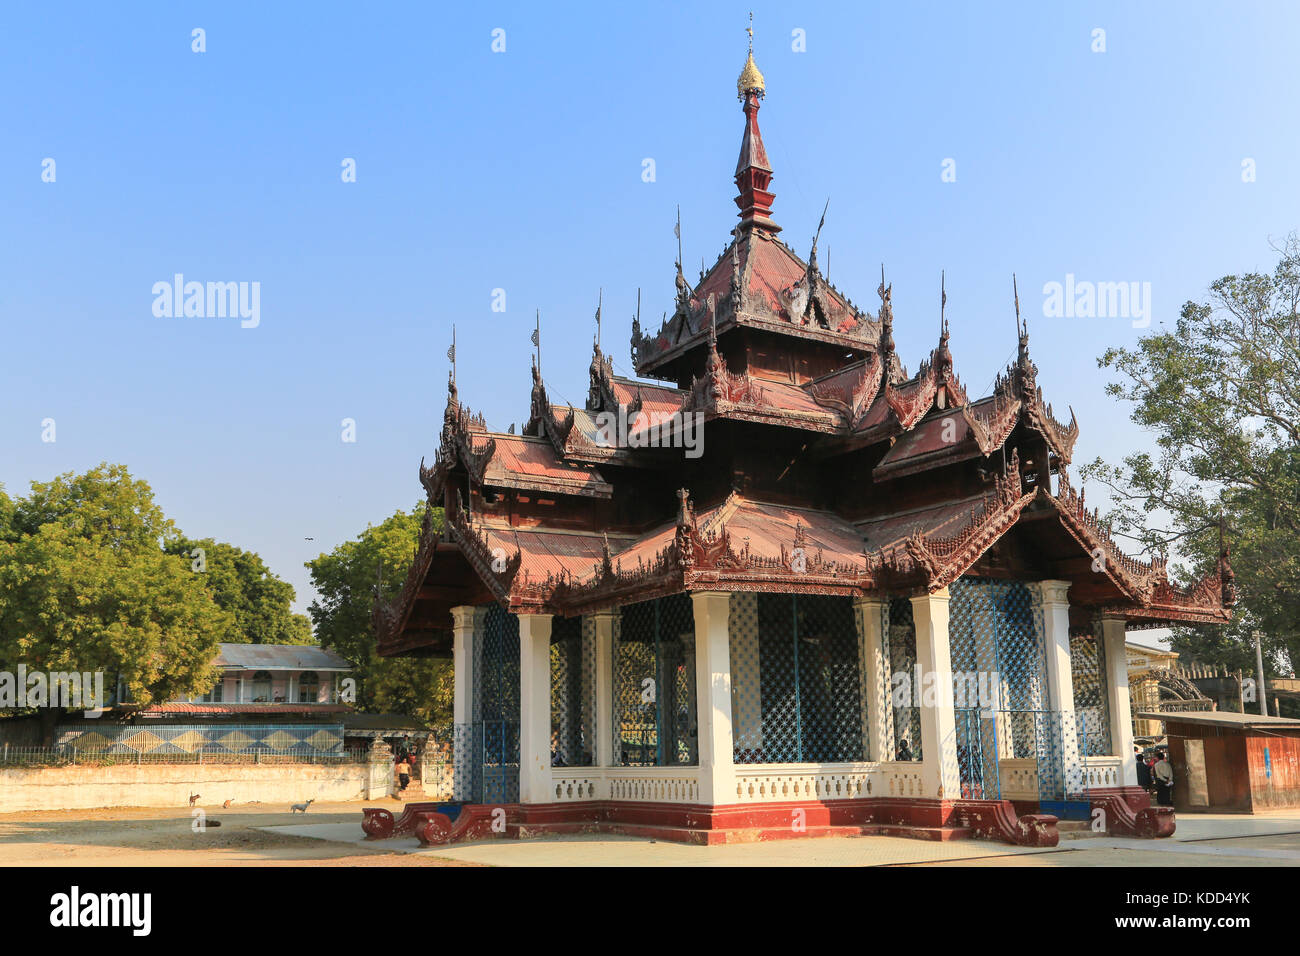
[{"x1": 369, "y1": 31, "x2": 1234, "y2": 847}]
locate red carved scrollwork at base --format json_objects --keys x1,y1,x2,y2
[
  {"x1": 360, "y1": 808, "x2": 395, "y2": 839},
  {"x1": 414, "y1": 805, "x2": 510, "y2": 846},
  {"x1": 1091, "y1": 790, "x2": 1176, "y2": 839},
  {"x1": 953, "y1": 799, "x2": 1060, "y2": 848}
]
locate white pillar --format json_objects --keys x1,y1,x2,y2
[
  {"x1": 910, "y1": 588, "x2": 961, "y2": 799},
  {"x1": 517, "y1": 613, "x2": 553, "y2": 804},
  {"x1": 692, "y1": 592, "x2": 735, "y2": 806},
  {"x1": 1034, "y1": 580, "x2": 1084, "y2": 795},
  {"x1": 1100, "y1": 616, "x2": 1138, "y2": 786},
  {"x1": 854, "y1": 597, "x2": 890, "y2": 763},
  {"x1": 591, "y1": 611, "x2": 616, "y2": 768},
  {"x1": 450, "y1": 605, "x2": 481, "y2": 801}
]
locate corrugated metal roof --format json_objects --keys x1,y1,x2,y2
[
  {"x1": 1136, "y1": 711, "x2": 1300, "y2": 730},
  {"x1": 213, "y1": 644, "x2": 352, "y2": 671}
]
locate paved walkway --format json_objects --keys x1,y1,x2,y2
[{"x1": 259, "y1": 810, "x2": 1300, "y2": 867}]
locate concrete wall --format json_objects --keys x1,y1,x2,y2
[{"x1": 0, "y1": 761, "x2": 374, "y2": 813}]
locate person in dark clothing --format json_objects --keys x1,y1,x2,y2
[
  {"x1": 1135, "y1": 745, "x2": 1152, "y2": 788},
  {"x1": 895, "y1": 739, "x2": 913, "y2": 761}
]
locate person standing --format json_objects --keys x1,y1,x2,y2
[
  {"x1": 1153, "y1": 751, "x2": 1174, "y2": 806},
  {"x1": 1136, "y1": 745, "x2": 1152, "y2": 790},
  {"x1": 396, "y1": 756, "x2": 411, "y2": 794}
]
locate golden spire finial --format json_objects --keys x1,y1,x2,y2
[{"x1": 737, "y1": 12, "x2": 765, "y2": 100}]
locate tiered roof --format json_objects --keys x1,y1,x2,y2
[{"x1": 375, "y1": 38, "x2": 1232, "y2": 656}]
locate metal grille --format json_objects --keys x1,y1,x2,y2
[
  {"x1": 1071, "y1": 627, "x2": 1113, "y2": 757},
  {"x1": 948, "y1": 578, "x2": 1058, "y2": 799},
  {"x1": 881, "y1": 598, "x2": 922, "y2": 762},
  {"x1": 469, "y1": 603, "x2": 520, "y2": 802},
  {"x1": 612, "y1": 594, "x2": 697, "y2": 766},
  {"x1": 733, "y1": 594, "x2": 863, "y2": 764},
  {"x1": 550, "y1": 615, "x2": 597, "y2": 767}
]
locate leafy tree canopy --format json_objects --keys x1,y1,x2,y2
[
  {"x1": 1083, "y1": 235, "x2": 1300, "y2": 677},
  {"x1": 164, "y1": 537, "x2": 313, "y2": 645},
  {"x1": 0, "y1": 464, "x2": 229, "y2": 717},
  {"x1": 306, "y1": 504, "x2": 452, "y2": 727}
]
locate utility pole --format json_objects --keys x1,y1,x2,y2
[{"x1": 1252, "y1": 630, "x2": 1268, "y2": 717}]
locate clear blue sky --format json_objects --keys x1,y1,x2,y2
[{"x1": 3, "y1": 2, "x2": 1298, "y2": 629}]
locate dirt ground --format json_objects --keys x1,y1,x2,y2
[{"x1": 0, "y1": 798, "x2": 481, "y2": 867}]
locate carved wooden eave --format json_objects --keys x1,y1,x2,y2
[
  {"x1": 873, "y1": 471, "x2": 1037, "y2": 594},
  {"x1": 438, "y1": 399, "x2": 494, "y2": 486},
  {"x1": 808, "y1": 350, "x2": 885, "y2": 429},
  {"x1": 1024, "y1": 386, "x2": 1079, "y2": 465},
  {"x1": 418, "y1": 454, "x2": 450, "y2": 506},
  {"x1": 884, "y1": 360, "x2": 939, "y2": 431},
  {"x1": 961, "y1": 391, "x2": 1023, "y2": 458},
  {"x1": 443, "y1": 491, "x2": 523, "y2": 605},
  {"x1": 372, "y1": 506, "x2": 443, "y2": 649},
  {"x1": 634, "y1": 230, "x2": 880, "y2": 378},
  {"x1": 586, "y1": 341, "x2": 618, "y2": 415},
  {"x1": 1107, "y1": 571, "x2": 1234, "y2": 627},
  {"x1": 1047, "y1": 473, "x2": 1163, "y2": 604}
]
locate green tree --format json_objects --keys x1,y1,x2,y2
[
  {"x1": 1083, "y1": 235, "x2": 1300, "y2": 677},
  {"x1": 0, "y1": 464, "x2": 230, "y2": 740},
  {"x1": 164, "y1": 538, "x2": 313, "y2": 645},
  {"x1": 306, "y1": 504, "x2": 452, "y2": 726}
]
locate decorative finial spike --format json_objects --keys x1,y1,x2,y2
[
  {"x1": 1013, "y1": 273, "x2": 1022, "y2": 335},
  {"x1": 447, "y1": 324, "x2": 457, "y2": 387},
  {"x1": 737, "y1": 12, "x2": 765, "y2": 100},
  {"x1": 940, "y1": 270, "x2": 948, "y2": 336},
  {"x1": 532, "y1": 309, "x2": 542, "y2": 375}
]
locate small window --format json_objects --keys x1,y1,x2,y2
[
  {"x1": 200, "y1": 680, "x2": 224, "y2": 704},
  {"x1": 298, "y1": 671, "x2": 320, "y2": 703}
]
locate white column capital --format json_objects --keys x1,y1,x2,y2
[
  {"x1": 911, "y1": 586, "x2": 951, "y2": 606},
  {"x1": 1034, "y1": 579, "x2": 1072, "y2": 607},
  {"x1": 450, "y1": 604, "x2": 486, "y2": 630}
]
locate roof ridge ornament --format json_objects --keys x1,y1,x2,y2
[
  {"x1": 674, "y1": 206, "x2": 691, "y2": 310},
  {"x1": 737, "y1": 12, "x2": 765, "y2": 100},
  {"x1": 734, "y1": 15, "x2": 778, "y2": 233},
  {"x1": 878, "y1": 264, "x2": 895, "y2": 355}
]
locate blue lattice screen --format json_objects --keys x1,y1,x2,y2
[
  {"x1": 1071, "y1": 627, "x2": 1113, "y2": 757},
  {"x1": 550, "y1": 615, "x2": 597, "y2": 767},
  {"x1": 613, "y1": 594, "x2": 697, "y2": 767},
  {"x1": 468, "y1": 603, "x2": 520, "y2": 802},
  {"x1": 732, "y1": 594, "x2": 863, "y2": 764},
  {"x1": 947, "y1": 577, "x2": 1087, "y2": 802}
]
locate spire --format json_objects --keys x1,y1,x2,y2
[{"x1": 734, "y1": 15, "x2": 778, "y2": 233}]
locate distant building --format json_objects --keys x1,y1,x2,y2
[
  {"x1": 121, "y1": 643, "x2": 353, "y2": 719},
  {"x1": 1126, "y1": 642, "x2": 1217, "y2": 740},
  {"x1": 1138, "y1": 711, "x2": 1300, "y2": 812}
]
